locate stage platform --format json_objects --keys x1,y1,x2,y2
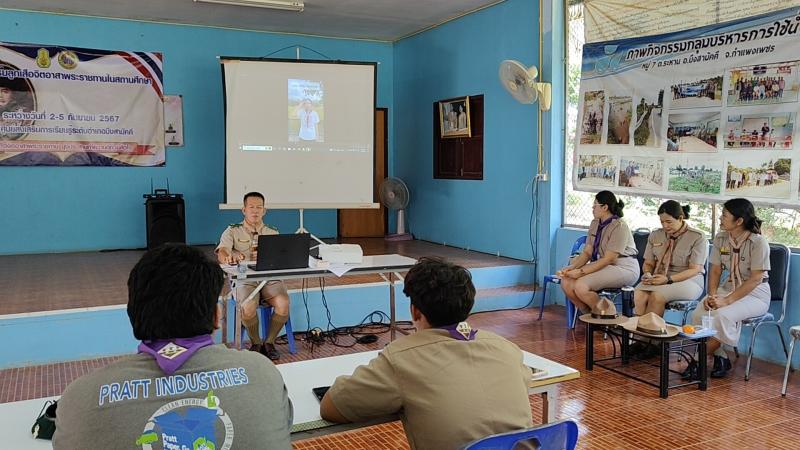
[
  {"x1": 0, "y1": 238, "x2": 528, "y2": 316},
  {"x1": 0, "y1": 239, "x2": 537, "y2": 368}
]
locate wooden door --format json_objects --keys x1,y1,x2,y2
[{"x1": 338, "y1": 108, "x2": 388, "y2": 237}]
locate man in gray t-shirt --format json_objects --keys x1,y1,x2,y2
[{"x1": 54, "y1": 244, "x2": 292, "y2": 450}]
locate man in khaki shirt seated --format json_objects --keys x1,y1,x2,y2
[
  {"x1": 216, "y1": 192, "x2": 290, "y2": 360},
  {"x1": 320, "y1": 257, "x2": 534, "y2": 450}
]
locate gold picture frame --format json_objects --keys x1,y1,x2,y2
[{"x1": 439, "y1": 96, "x2": 471, "y2": 138}]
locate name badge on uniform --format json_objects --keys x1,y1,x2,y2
[
  {"x1": 652, "y1": 242, "x2": 664, "y2": 247},
  {"x1": 237, "y1": 238, "x2": 250, "y2": 243}
]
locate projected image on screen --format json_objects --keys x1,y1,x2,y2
[
  {"x1": 222, "y1": 59, "x2": 376, "y2": 207},
  {"x1": 289, "y1": 79, "x2": 324, "y2": 142}
]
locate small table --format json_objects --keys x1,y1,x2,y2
[
  {"x1": 585, "y1": 322, "x2": 708, "y2": 398},
  {"x1": 221, "y1": 254, "x2": 417, "y2": 348}
]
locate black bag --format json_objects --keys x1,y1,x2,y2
[{"x1": 31, "y1": 400, "x2": 57, "y2": 440}]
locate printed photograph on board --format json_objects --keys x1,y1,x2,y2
[
  {"x1": 607, "y1": 95, "x2": 632, "y2": 144},
  {"x1": 666, "y1": 112, "x2": 719, "y2": 152},
  {"x1": 727, "y1": 61, "x2": 800, "y2": 107},
  {"x1": 618, "y1": 157, "x2": 664, "y2": 190},
  {"x1": 633, "y1": 90, "x2": 664, "y2": 148},
  {"x1": 724, "y1": 113, "x2": 794, "y2": 149},
  {"x1": 725, "y1": 158, "x2": 791, "y2": 198},
  {"x1": 667, "y1": 157, "x2": 722, "y2": 194},
  {"x1": 576, "y1": 154, "x2": 617, "y2": 187},
  {"x1": 670, "y1": 75, "x2": 723, "y2": 108},
  {"x1": 579, "y1": 90, "x2": 605, "y2": 144}
]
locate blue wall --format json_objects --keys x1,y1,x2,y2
[
  {"x1": 0, "y1": 10, "x2": 393, "y2": 254},
  {"x1": 393, "y1": 0, "x2": 540, "y2": 262}
]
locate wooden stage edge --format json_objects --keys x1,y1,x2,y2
[{"x1": 0, "y1": 238, "x2": 531, "y2": 316}]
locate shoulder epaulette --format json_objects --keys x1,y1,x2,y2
[{"x1": 228, "y1": 223, "x2": 242, "y2": 228}]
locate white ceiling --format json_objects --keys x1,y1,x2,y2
[{"x1": 0, "y1": 0, "x2": 506, "y2": 42}]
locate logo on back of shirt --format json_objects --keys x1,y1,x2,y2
[
  {"x1": 157, "y1": 342, "x2": 188, "y2": 360},
  {"x1": 136, "y1": 390, "x2": 234, "y2": 450}
]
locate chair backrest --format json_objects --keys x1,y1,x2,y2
[
  {"x1": 633, "y1": 228, "x2": 650, "y2": 273},
  {"x1": 461, "y1": 420, "x2": 579, "y2": 450},
  {"x1": 768, "y1": 243, "x2": 790, "y2": 322},
  {"x1": 570, "y1": 235, "x2": 588, "y2": 256}
]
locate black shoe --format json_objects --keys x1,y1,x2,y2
[
  {"x1": 710, "y1": 356, "x2": 732, "y2": 378},
  {"x1": 262, "y1": 343, "x2": 280, "y2": 361},
  {"x1": 248, "y1": 343, "x2": 262, "y2": 352},
  {"x1": 681, "y1": 361, "x2": 698, "y2": 380}
]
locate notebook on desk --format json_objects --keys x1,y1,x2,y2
[{"x1": 249, "y1": 233, "x2": 311, "y2": 271}]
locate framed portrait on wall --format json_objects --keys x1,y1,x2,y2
[{"x1": 439, "y1": 96, "x2": 471, "y2": 138}]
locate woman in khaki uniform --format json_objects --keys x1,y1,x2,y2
[
  {"x1": 559, "y1": 191, "x2": 640, "y2": 313},
  {"x1": 685, "y1": 198, "x2": 770, "y2": 379},
  {"x1": 634, "y1": 200, "x2": 707, "y2": 317}
]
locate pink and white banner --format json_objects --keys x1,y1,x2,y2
[{"x1": 0, "y1": 41, "x2": 164, "y2": 166}]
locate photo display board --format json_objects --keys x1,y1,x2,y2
[{"x1": 573, "y1": 7, "x2": 800, "y2": 208}]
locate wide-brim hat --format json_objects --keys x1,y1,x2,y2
[
  {"x1": 621, "y1": 312, "x2": 681, "y2": 338},
  {"x1": 579, "y1": 298, "x2": 629, "y2": 325}
]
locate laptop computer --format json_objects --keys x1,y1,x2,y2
[{"x1": 249, "y1": 233, "x2": 310, "y2": 271}]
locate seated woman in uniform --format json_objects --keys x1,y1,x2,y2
[
  {"x1": 559, "y1": 190, "x2": 640, "y2": 313},
  {"x1": 684, "y1": 198, "x2": 770, "y2": 379},
  {"x1": 634, "y1": 200, "x2": 707, "y2": 316}
]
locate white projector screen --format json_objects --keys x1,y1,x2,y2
[{"x1": 220, "y1": 58, "x2": 377, "y2": 209}]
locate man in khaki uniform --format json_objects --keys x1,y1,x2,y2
[
  {"x1": 216, "y1": 192, "x2": 289, "y2": 360},
  {"x1": 320, "y1": 258, "x2": 533, "y2": 450}
]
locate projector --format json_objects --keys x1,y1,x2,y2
[{"x1": 318, "y1": 244, "x2": 363, "y2": 264}]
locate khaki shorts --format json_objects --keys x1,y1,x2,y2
[{"x1": 235, "y1": 280, "x2": 289, "y2": 306}]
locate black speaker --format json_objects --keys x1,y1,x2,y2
[{"x1": 145, "y1": 192, "x2": 185, "y2": 249}]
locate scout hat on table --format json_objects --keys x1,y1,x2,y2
[
  {"x1": 621, "y1": 312, "x2": 681, "y2": 338},
  {"x1": 578, "y1": 297, "x2": 629, "y2": 325}
]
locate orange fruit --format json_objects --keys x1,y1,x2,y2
[{"x1": 682, "y1": 324, "x2": 695, "y2": 334}]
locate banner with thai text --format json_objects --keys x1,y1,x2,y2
[
  {"x1": 0, "y1": 42, "x2": 164, "y2": 166},
  {"x1": 574, "y1": 7, "x2": 800, "y2": 208}
]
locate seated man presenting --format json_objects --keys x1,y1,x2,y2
[
  {"x1": 320, "y1": 257, "x2": 534, "y2": 449},
  {"x1": 216, "y1": 191, "x2": 290, "y2": 360},
  {"x1": 54, "y1": 244, "x2": 292, "y2": 449}
]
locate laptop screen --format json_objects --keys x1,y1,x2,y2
[{"x1": 252, "y1": 233, "x2": 310, "y2": 271}]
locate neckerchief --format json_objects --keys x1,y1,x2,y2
[
  {"x1": 591, "y1": 216, "x2": 618, "y2": 261},
  {"x1": 655, "y1": 222, "x2": 689, "y2": 276},
  {"x1": 138, "y1": 335, "x2": 214, "y2": 375},
  {"x1": 437, "y1": 322, "x2": 477, "y2": 341},
  {"x1": 727, "y1": 231, "x2": 751, "y2": 290}
]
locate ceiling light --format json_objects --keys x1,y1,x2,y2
[{"x1": 193, "y1": 0, "x2": 304, "y2": 12}]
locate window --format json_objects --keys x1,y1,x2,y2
[{"x1": 563, "y1": 2, "x2": 800, "y2": 247}]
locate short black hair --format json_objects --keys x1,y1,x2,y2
[
  {"x1": 243, "y1": 192, "x2": 265, "y2": 205},
  {"x1": 127, "y1": 244, "x2": 224, "y2": 340},
  {"x1": 724, "y1": 198, "x2": 762, "y2": 234},
  {"x1": 595, "y1": 190, "x2": 625, "y2": 217},
  {"x1": 657, "y1": 200, "x2": 690, "y2": 220},
  {"x1": 402, "y1": 257, "x2": 475, "y2": 327}
]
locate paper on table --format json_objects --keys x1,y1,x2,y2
[{"x1": 308, "y1": 256, "x2": 356, "y2": 277}]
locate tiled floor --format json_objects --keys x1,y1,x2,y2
[{"x1": 2, "y1": 306, "x2": 799, "y2": 449}]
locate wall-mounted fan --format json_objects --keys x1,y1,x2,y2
[
  {"x1": 498, "y1": 59, "x2": 552, "y2": 111},
  {"x1": 379, "y1": 177, "x2": 412, "y2": 241}
]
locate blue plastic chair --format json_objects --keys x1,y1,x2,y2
[
  {"x1": 228, "y1": 296, "x2": 297, "y2": 354},
  {"x1": 460, "y1": 419, "x2": 579, "y2": 450},
  {"x1": 539, "y1": 236, "x2": 587, "y2": 326}
]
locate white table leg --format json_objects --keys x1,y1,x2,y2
[{"x1": 529, "y1": 384, "x2": 559, "y2": 424}]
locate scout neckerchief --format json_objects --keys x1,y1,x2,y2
[
  {"x1": 437, "y1": 322, "x2": 477, "y2": 341},
  {"x1": 138, "y1": 335, "x2": 214, "y2": 375},
  {"x1": 727, "y1": 231, "x2": 751, "y2": 290},
  {"x1": 655, "y1": 222, "x2": 689, "y2": 276},
  {"x1": 591, "y1": 216, "x2": 618, "y2": 261}
]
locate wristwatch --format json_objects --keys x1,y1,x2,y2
[{"x1": 667, "y1": 275, "x2": 674, "y2": 284}]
